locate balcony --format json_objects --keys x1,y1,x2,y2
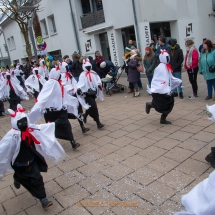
[{"x1": 80, "y1": 9, "x2": 105, "y2": 29}]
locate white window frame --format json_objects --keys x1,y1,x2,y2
[
  {"x1": 47, "y1": 14, "x2": 57, "y2": 36},
  {"x1": 40, "y1": 19, "x2": 49, "y2": 38},
  {"x1": 3, "y1": 44, "x2": 8, "y2": 52},
  {"x1": 7, "y1": 36, "x2": 16, "y2": 50}
]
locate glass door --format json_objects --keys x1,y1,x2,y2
[{"x1": 99, "y1": 32, "x2": 111, "y2": 61}]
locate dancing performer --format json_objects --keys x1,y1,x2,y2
[
  {"x1": 174, "y1": 104, "x2": 215, "y2": 215},
  {"x1": 38, "y1": 58, "x2": 49, "y2": 80},
  {"x1": 28, "y1": 67, "x2": 80, "y2": 150},
  {"x1": 14, "y1": 64, "x2": 25, "y2": 88},
  {"x1": 77, "y1": 59, "x2": 104, "y2": 129},
  {"x1": 0, "y1": 104, "x2": 66, "y2": 209},
  {"x1": 0, "y1": 72, "x2": 29, "y2": 111},
  {"x1": 59, "y1": 62, "x2": 90, "y2": 133},
  {"x1": 145, "y1": 50, "x2": 182, "y2": 124},
  {"x1": 25, "y1": 67, "x2": 46, "y2": 99}
]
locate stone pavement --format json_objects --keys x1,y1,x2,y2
[{"x1": 0, "y1": 74, "x2": 214, "y2": 215}]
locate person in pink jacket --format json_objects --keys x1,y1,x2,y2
[{"x1": 184, "y1": 40, "x2": 199, "y2": 99}]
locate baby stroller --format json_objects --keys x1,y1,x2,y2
[{"x1": 102, "y1": 66, "x2": 127, "y2": 96}]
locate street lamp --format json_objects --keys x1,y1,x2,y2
[{"x1": 18, "y1": 6, "x2": 38, "y2": 63}]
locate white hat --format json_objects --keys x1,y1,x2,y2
[
  {"x1": 100, "y1": 61, "x2": 106, "y2": 68},
  {"x1": 130, "y1": 54, "x2": 137, "y2": 60}
]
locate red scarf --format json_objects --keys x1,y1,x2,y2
[
  {"x1": 85, "y1": 71, "x2": 93, "y2": 82},
  {"x1": 6, "y1": 79, "x2": 15, "y2": 91},
  {"x1": 166, "y1": 64, "x2": 173, "y2": 72},
  {"x1": 65, "y1": 72, "x2": 71, "y2": 81},
  {"x1": 58, "y1": 80, "x2": 64, "y2": 97},
  {"x1": 36, "y1": 74, "x2": 41, "y2": 79},
  {"x1": 21, "y1": 128, "x2": 40, "y2": 147}
]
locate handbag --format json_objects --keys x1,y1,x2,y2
[
  {"x1": 137, "y1": 63, "x2": 143, "y2": 73},
  {"x1": 206, "y1": 54, "x2": 215, "y2": 73},
  {"x1": 87, "y1": 88, "x2": 97, "y2": 96}
]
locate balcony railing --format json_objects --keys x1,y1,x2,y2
[{"x1": 80, "y1": 9, "x2": 105, "y2": 29}]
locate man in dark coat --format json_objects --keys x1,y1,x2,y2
[
  {"x1": 94, "y1": 51, "x2": 105, "y2": 78},
  {"x1": 71, "y1": 52, "x2": 83, "y2": 82},
  {"x1": 167, "y1": 38, "x2": 184, "y2": 99}
]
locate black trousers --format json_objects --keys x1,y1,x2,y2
[
  {"x1": 85, "y1": 95, "x2": 99, "y2": 121},
  {"x1": 0, "y1": 100, "x2": 4, "y2": 113},
  {"x1": 187, "y1": 67, "x2": 198, "y2": 95},
  {"x1": 12, "y1": 160, "x2": 46, "y2": 200},
  {"x1": 44, "y1": 109, "x2": 75, "y2": 144},
  {"x1": 8, "y1": 98, "x2": 21, "y2": 111},
  {"x1": 33, "y1": 91, "x2": 39, "y2": 99},
  {"x1": 152, "y1": 93, "x2": 174, "y2": 116}
]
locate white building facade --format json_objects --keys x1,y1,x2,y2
[{"x1": 1, "y1": 0, "x2": 215, "y2": 65}]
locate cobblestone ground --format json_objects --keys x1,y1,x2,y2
[{"x1": 0, "y1": 74, "x2": 214, "y2": 215}]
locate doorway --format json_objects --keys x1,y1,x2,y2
[
  {"x1": 150, "y1": 22, "x2": 171, "y2": 42},
  {"x1": 121, "y1": 26, "x2": 136, "y2": 49},
  {"x1": 99, "y1": 32, "x2": 111, "y2": 61}
]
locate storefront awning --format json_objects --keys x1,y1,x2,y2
[{"x1": 83, "y1": 25, "x2": 113, "y2": 34}]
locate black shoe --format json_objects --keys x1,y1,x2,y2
[
  {"x1": 0, "y1": 113, "x2": 5, "y2": 117},
  {"x1": 97, "y1": 123, "x2": 105, "y2": 129},
  {"x1": 72, "y1": 141, "x2": 80, "y2": 150},
  {"x1": 173, "y1": 92, "x2": 178, "y2": 97},
  {"x1": 179, "y1": 92, "x2": 184, "y2": 99},
  {"x1": 205, "y1": 95, "x2": 212, "y2": 100},
  {"x1": 160, "y1": 119, "x2": 172, "y2": 124},
  {"x1": 205, "y1": 152, "x2": 215, "y2": 168},
  {"x1": 145, "y1": 102, "x2": 152, "y2": 114},
  {"x1": 82, "y1": 126, "x2": 90, "y2": 134},
  {"x1": 40, "y1": 198, "x2": 53, "y2": 209},
  {"x1": 14, "y1": 179, "x2": 20, "y2": 189},
  {"x1": 83, "y1": 113, "x2": 87, "y2": 123}
]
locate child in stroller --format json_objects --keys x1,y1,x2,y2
[{"x1": 101, "y1": 65, "x2": 127, "y2": 96}]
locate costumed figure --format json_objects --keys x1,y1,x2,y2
[
  {"x1": 13, "y1": 64, "x2": 25, "y2": 88},
  {"x1": 0, "y1": 72, "x2": 29, "y2": 111},
  {"x1": 0, "y1": 104, "x2": 66, "y2": 209},
  {"x1": 28, "y1": 67, "x2": 80, "y2": 150},
  {"x1": 59, "y1": 62, "x2": 90, "y2": 133},
  {"x1": 25, "y1": 67, "x2": 46, "y2": 99},
  {"x1": 38, "y1": 58, "x2": 49, "y2": 80},
  {"x1": 77, "y1": 58, "x2": 105, "y2": 129},
  {"x1": 174, "y1": 104, "x2": 215, "y2": 215},
  {"x1": 145, "y1": 50, "x2": 182, "y2": 124}
]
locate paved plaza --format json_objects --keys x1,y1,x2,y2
[{"x1": 0, "y1": 74, "x2": 214, "y2": 215}]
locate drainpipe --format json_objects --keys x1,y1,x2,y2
[
  {"x1": 132, "y1": 0, "x2": 141, "y2": 53},
  {"x1": 68, "y1": 0, "x2": 81, "y2": 55}
]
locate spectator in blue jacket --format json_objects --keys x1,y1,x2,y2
[
  {"x1": 198, "y1": 38, "x2": 207, "y2": 53},
  {"x1": 155, "y1": 37, "x2": 169, "y2": 62},
  {"x1": 63, "y1": 55, "x2": 73, "y2": 73},
  {"x1": 100, "y1": 60, "x2": 116, "y2": 76},
  {"x1": 100, "y1": 60, "x2": 116, "y2": 89}
]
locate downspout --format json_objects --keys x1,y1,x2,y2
[
  {"x1": 68, "y1": 0, "x2": 81, "y2": 55},
  {"x1": 132, "y1": 0, "x2": 141, "y2": 53}
]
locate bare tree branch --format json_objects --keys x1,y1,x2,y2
[{"x1": 0, "y1": 0, "x2": 42, "y2": 61}]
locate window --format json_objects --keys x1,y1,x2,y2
[
  {"x1": 40, "y1": 19, "x2": 49, "y2": 37},
  {"x1": 81, "y1": 0, "x2": 92, "y2": 14},
  {"x1": 47, "y1": 15, "x2": 57, "y2": 35},
  {"x1": 7, "y1": 37, "x2": 16, "y2": 50},
  {"x1": 3, "y1": 44, "x2": 8, "y2": 52}
]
